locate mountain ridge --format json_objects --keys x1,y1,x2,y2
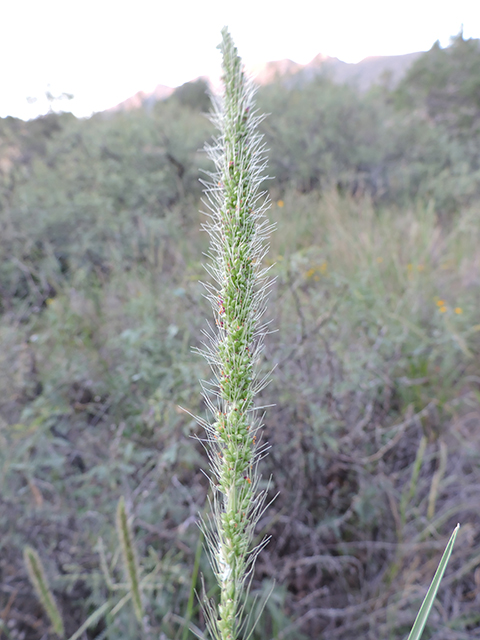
[{"x1": 108, "y1": 50, "x2": 423, "y2": 112}]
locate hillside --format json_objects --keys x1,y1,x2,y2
[
  {"x1": 254, "y1": 50, "x2": 422, "y2": 91},
  {"x1": 109, "y1": 50, "x2": 422, "y2": 113},
  {"x1": 107, "y1": 83, "x2": 174, "y2": 113}
]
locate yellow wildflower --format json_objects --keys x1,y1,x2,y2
[
  {"x1": 455, "y1": 307, "x2": 463, "y2": 314},
  {"x1": 277, "y1": 200, "x2": 284, "y2": 208}
]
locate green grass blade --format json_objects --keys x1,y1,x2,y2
[
  {"x1": 66, "y1": 601, "x2": 111, "y2": 640},
  {"x1": 181, "y1": 528, "x2": 204, "y2": 640},
  {"x1": 115, "y1": 496, "x2": 144, "y2": 624},
  {"x1": 407, "y1": 524, "x2": 460, "y2": 640}
]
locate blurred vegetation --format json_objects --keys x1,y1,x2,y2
[{"x1": 1, "y1": 34, "x2": 480, "y2": 640}]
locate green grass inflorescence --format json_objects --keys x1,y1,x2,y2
[
  {"x1": 196, "y1": 27, "x2": 275, "y2": 640},
  {"x1": 23, "y1": 545, "x2": 65, "y2": 638}
]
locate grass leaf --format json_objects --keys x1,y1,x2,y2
[{"x1": 407, "y1": 524, "x2": 460, "y2": 640}]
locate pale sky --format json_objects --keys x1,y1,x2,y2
[{"x1": 2, "y1": 0, "x2": 480, "y2": 120}]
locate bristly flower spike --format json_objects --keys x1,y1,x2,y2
[
  {"x1": 195, "y1": 27, "x2": 275, "y2": 640},
  {"x1": 23, "y1": 545, "x2": 65, "y2": 638}
]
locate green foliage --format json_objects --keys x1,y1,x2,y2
[
  {"x1": 171, "y1": 79, "x2": 211, "y2": 112},
  {"x1": 393, "y1": 33, "x2": 480, "y2": 213},
  {"x1": 258, "y1": 77, "x2": 386, "y2": 193},
  {"x1": 396, "y1": 33, "x2": 480, "y2": 139},
  {"x1": 256, "y1": 38, "x2": 480, "y2": 213}
]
